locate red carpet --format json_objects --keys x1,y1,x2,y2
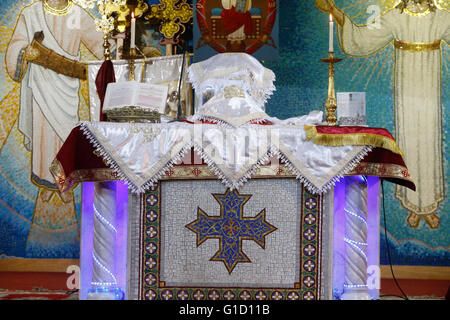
[
  {"x1": 0, "y1": 272, "x2": 448, "y2": 300},
  {"x1": 0, "y1": 272, "x2": 77, "y2": 300},
  {"x1": 0, "y1": 290, "x2": 77, "y2": 300},
  {"x1": 380, "y1": 278, "x2": 450, "y2": 299}
]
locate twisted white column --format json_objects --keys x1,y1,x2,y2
[
  {"x1": 87, "y1": 181, "x2": 118, "y2": 300},
  {"x1": 341, "y1": 176, "x2": 371, "y2": 300}
]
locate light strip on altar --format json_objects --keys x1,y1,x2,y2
[
  {"x1": 343, "y1": 177, "x2": 369, "y2": 280},
  {"x1": 344, "y1": 208, "x2": 367, "y2": 224},
  {"x1": 93, "y1": 203, "x2": 117, "y2": 233},
  {"x1": 91, "y1": 281, "x2": 117, "y2": 287},
  {"x1": 92, "y1": 252, "x2": 118, "y2": 287},
  {"x1": 344, "y1": 237, "x2": 368, "y2": 261},
  {"x1": 332, "y1": 177, "x2": 380, "y2": 299},
  {"x1": 344, "y1": 237, "x2": 368, "y2": 247},
  {"x1": 80, "y1": 181, "x2": 129, "y2": 299},
  {"x1": 344, "y1": 283, "x2": 368, "y2": 288}
]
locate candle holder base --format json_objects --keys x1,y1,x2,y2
[{"x1": 122, "y1": 48, "x2": 143, "y2": 81}]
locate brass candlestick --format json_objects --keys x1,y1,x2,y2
[
  {"x1": 127, "y1": 47, "x2": 138, "y2": 81},
  {"x1": 320, "y1": 51, "x2": 342, "y2": 126}
]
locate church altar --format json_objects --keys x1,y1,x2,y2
[{"x1": 51, "y1": 118, "x2": 414, "y2": 300}]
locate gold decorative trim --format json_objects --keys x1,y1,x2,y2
[
  {"x1": 43, "y1": 0, "x2": 74, "y2": 16},
  {"x1": 50, "y1": 158, "x2": 119, "y2": 192},
  {"x1": 104, "y1": 106, "x2": 161, "y2": 123},
  {"x1": 347, "y1": 161, "x2": 413, "y2": 182},
  {"x1": 223, "y1": 85, "x2": 246, "y2": 99},
  {"x1": 159, "y1": 164, "x2": 297, "y2": 180},
  {"x1": 394, "y1": 40, "x2": 441, "y2": 52},
  {"x1": 404, "y1": 7, "x2": 431, "y2": 16},
  {"x1": 304, "y1": 125, "x2": 405, "y2": 157}
]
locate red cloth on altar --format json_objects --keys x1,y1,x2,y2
[
  {"x1": 315, "y1": 125, "x2": 395, "y2": 140},
  {"x1": 95, "y1": 60, "x2": 116, "y2": 121},
  {"x1": 51, "y1": 125, "x2": 415, "y2": 193}
]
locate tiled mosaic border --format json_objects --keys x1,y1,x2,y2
[{"x1": 138, "y1": 180, "x2": 323, "y2": 300}]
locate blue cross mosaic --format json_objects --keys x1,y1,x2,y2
[{"x1": 186, "y1": 189, "x2": 277, "y2": 274}]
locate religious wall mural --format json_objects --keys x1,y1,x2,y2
[
  {"x1": 319, "y1": 0, "x2": 449, "y2": 264},
  {"x1": 0, "y1": 0, "x2": 102, "y2": 259},
  {"x1": 0, "y1": 0, "x2": 448, "y2": 269},
  {"x1": 193, "y1": 0, "x2": 278, "y2": 61},
  {"x1": 263, "y1": 0, "x2": 449, "y2": 265},
  {"x1": 0, "y1": 0, "x2": 161, "y2": 260},
  {"x1": 318, "y1": 0, "x2": 448, "y2": 229}
]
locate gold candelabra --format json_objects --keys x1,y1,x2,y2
[{"x1": 320, "y1": 51, "x2": 342, "y2": 126}]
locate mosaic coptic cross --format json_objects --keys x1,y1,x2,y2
[{"x1": 186, "y1": 189, "x2": 277, "y2": 274}]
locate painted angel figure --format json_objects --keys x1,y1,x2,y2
[
  {"x1": 315, "y1": 0, "x2": 450, "y2": 228},
  {"x1": 221, "y1": 0, "x2": 253, "y2": 51},
  {"x1": 5, "y1": 0, "x2": 107, "y2": 255}
]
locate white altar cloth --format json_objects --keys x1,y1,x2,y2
[{"x1": 78, "y1": 117, "x2": 371, "y2": 194}]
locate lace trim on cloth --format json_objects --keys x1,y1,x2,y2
[
  {"x1": 79, "y1": 122, "x2": 194, "y2": 193},
  {"x1": 188, "y1": 53, "x2": 276, "y2": 106},
  {"x1": 189, "y1": 65, "x2": 276, "y2": 104},
  {"x1": 76, "y1": 121, "x2": 374, "y2": 194},
  {"x1": 190, "y1": 113, "x2": 270, "y2": 128}
]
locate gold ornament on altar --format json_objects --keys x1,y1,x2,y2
[
  {"x1": 74, "y1": 0, "x2": 127, "y2": 59},
  {"x1": 100, "y1": 0, "x2": 148, "y2": 33},
  {"x1": 145, "y1": 0, "x2": 193, "y2": 55},
  {"x1": 104, "y1": 106, "x2": 161, "y2": 123},
  {"x1": 223, "y1": 85, "x2": 246, "y2": 99}
]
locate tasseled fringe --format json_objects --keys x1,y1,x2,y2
[
  {"x1": 192, "y1": 142, "x2": 235, "y2": 188},
  {"x1": 190, "y1": 114, "x2": 270, "y2": 129},
  {"x1": 79, "y1": 122, "x2": 142, "y2": 193},
  {"x1": 192, "y1": 143, "x2": 277, "y2": 190},
  {"x1": 80, "y1": 121, "x2": 195, "y2": 194},
  {"x1": 270, "y1": 145, "x2": 373, "y2": 195},
  {"x1": 304, "y1": 125, "x2": 404, "y2": 157},
  {"x1": 190, "y1": 115, "x2": 233, "y2": 128},
  {"x1": 139, "y1": 142, "x2": 193, "y2": 193},
  {"x1": 229, "y1": 146, "x2": 276, "y2": 190}
]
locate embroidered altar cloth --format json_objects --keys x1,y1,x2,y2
[{"x1": 51, "y1": 111, "x2": 414, "y2": 195}]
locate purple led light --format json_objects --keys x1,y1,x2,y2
[
  {"x1": 332, "y1": 176, "x2": 380, "y2": 300},
  {"x1": 80, "y1": 181, "x2": 129, "y2": 300}
]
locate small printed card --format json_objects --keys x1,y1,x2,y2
[{"x1": 337, "y1": 92, "x2": 366, "y2": 126}]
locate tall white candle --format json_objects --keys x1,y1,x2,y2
[
  {"x1": 130, "y1": 12, "x2": 136, "y2": 49},
  {"x1": 329, "y1": 14, "x2": 334, "y2": 53}
]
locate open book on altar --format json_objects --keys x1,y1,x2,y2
[{"x1": 103, "y1": 81, "x2": 169, "y2": 114}]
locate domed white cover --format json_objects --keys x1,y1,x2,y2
[
  {"x1": 188, "y1": 53, "x2": 276, "y2": 126},
  {"x1": 188, "y1": 52, "x2": 276, "y2": 110}
]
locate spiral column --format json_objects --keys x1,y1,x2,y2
[
  {"x1": 341, "y1": 176, "x2": 371, "y2": 300},
  {"x1": 87, "y1": 181, "x2": 121, "y2": 300}
]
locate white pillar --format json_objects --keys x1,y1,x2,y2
[
  {"x1": 341, "y1": 176, "x2": 371, "y2": 300},
  {"x1": 87, "y1": 181, "x2": 121, "y2": 300}
]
